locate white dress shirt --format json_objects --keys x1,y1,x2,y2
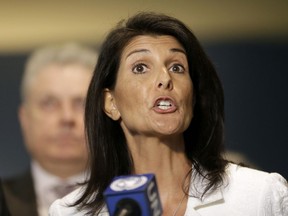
[
  {"x1": 49, "y1": 163, "x2": 288, "y2": 216},
  {"x1": 31, "y1": 161, "x2": 87, "y2": 216}
]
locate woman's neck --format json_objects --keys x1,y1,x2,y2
[
  {"x1": 127, "y1": 134, "x2": 192, "y2": 216},
  {"x1": 128, "y1": 134, "x2": 189, "y2": 173}
]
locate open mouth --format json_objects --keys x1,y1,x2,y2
[
  {"x1": 157, "y1": 100, "x2": 173, "y2": 110},
  {"x1": 153, "y1": 97, "x2": 177, "y2": 113}
]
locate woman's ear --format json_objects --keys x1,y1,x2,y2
[{"x1": 103, "y1": 88, "x2": 121, "y2": 121}]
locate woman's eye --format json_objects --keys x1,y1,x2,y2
[
  {"x1": 170, "y1": 64, "x2": 185, "y2": 73},
  {"x1": 132, "y1": 63, "x2": 148, "y2": 74}
]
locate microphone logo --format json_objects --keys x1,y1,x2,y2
[{"x1": 110, "y1": 176, "x2": 148, "y2": 191}]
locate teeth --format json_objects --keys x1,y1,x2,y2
[
  {"x1": 157, "y1": 100, "x2": 172, "y2": 110},
  {"x1": 158, "y1": 101, "x2": 171, "y2": 106}
]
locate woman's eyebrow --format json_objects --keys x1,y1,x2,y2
[
  {"x1": 170, "y1": 48, "x2": 186, "y2": 55},
  {"x1": 125, "y1": 47, "x2": 186, "y2": 59},
  {"x1": 126, "y1": 49, "x2": 150, "y2": 59}
]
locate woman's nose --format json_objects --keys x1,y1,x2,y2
[{"x1": 157, "y1": 68, "x2": 173, "y2": 90}]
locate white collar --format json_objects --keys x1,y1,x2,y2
[
  {"x1": 187, "y1": 165, "x2": 228, "y2": 209},
  {"x1": 31, "y1": 160, "x2": 87, "y2": 191},
  {"x1": 31, "y1": 160, "x2": 88, "y2": 216}
]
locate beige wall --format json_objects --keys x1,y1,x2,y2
[{"x1": 1, "y1": 0, "x2": 288, "y2": 54}]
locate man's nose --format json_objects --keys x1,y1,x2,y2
[{"x1": 60, "y1": 103, "x2": 76, "y2": 126}]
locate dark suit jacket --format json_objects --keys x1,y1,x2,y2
[
  {"x1": 1, "y1": 170, "x2": 38, "y2": 216},
  {"x1": 0, "y1": 178, "x2": 11, "y2": 216}
]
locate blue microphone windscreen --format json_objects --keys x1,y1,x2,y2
[{"x1": 103, "y1": 173, "x2": 162, "y2": 216}]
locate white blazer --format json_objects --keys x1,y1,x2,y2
[{"x1": 49, "y1": 163, "x2": 288, "y2": 216}]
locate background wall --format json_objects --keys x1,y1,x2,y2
[
  {"x1": 206, "y1": 41, "x2": 288, "y2": 178},
  {"x1": 0, "y1": 1, "x2": 287, "y2": 178}
]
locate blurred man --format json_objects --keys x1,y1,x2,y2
[{"x1": 1, "y1": 43, "x2": 98, "y2": 216}]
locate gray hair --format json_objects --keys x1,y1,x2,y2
[{"x1": 20, "y1": 43, "x2": 98, "y2": 102}]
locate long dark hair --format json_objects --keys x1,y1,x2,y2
[{"x1": 75, "y1": 12, "x2": 227, "y2": 214}]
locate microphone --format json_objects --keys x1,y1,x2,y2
[{"x1": 103, "y1": 173, "x2": 163, "y2": 216}]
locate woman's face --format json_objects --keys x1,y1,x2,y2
[{"x1": 104, "y1": 35, "x2": 193, "y2": 138}]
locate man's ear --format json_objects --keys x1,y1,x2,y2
[{"x1": 103, "y1": 88, "x2": 121, "y2": 121}]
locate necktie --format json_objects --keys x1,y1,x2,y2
[{"x1": 53, "y1": 183, "x2": 77, "y2": 199}]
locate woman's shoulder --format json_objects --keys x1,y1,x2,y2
[
  {"x1": 49, "y1": 186, "x2": 109, "y2": 216},
  {"x1": 225, "y1": 163, "x2": 288, "y2": 215},
  {"x1": 49, "y1": 187, "x2": 88, "y2": 216},
  {"x1": 227, "y1": 163, "x2": 287, "y2": 186}
]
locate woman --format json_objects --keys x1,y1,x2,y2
[{"x1": 49, "y1": 12, "x2": 287, "y2": 216}]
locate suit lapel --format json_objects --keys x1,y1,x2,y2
[{"x1": 2, "y1": 170, "x2": 38, "y2": 216}]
